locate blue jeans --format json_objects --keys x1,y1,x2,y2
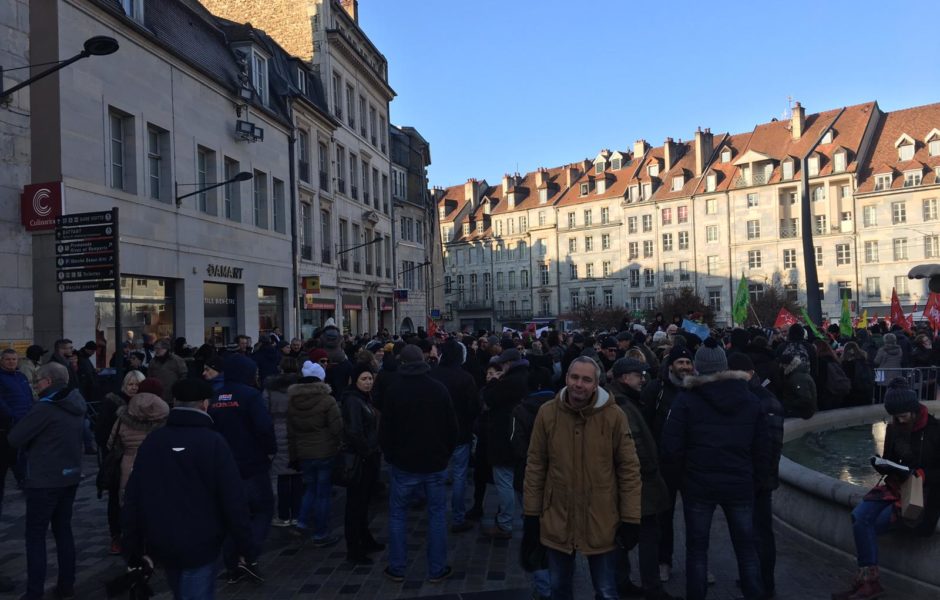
[
  {"x1": 298, "y1": 457, "x2": 335, "y2": 539},
  {"x1": 223, "y1": 471, "x2": 274, "y2": 570},
  {"x1": 492, "y1": 464, "x2": 515, "y2": 532},
  {"x1": 531, "y1": 568, "x2": 551, "y2": 597},
  {"x1": 546, "y1": 547, "x2": 618, "y2": 600},
  {"x1": 753, "y1": 489, "x2": 776, "y2": 592},
  {"x1": 165, "y1": 562, "x2": 216, "y2": 600},
  {"x1": 684, "y1": 497, "x2": 763, "y2": 600},
  {"x1": 387, "y1": 465, "x2": 448, "y2": 578},
  {"x1": 450, "y1": 443, "x2": 471, "y2": 525},
  {"x1": 25, "y1": 486, "x2": 78, "y2": 600},
  {"x1": 852, "y1": 499, "x2": 895, "y2": 567}
]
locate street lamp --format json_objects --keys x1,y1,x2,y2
[
  {"x1": 175, "y1": 171, "x2": 253, "y2": 208},
  {"x1": 1, "y1": 36, "x2": 119, "y2": 102}
]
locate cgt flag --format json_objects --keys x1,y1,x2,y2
[
  {"x1": 890, "y1": 288, "x2": 911, "y2": 333},
  {"x1": 924, "y1": 293, "x2": 940, "y2": 332},
  {"x1": 773, "y1": 307, "x2": 799, "y2": 330}
]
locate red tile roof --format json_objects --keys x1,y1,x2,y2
[{"x1": 857, "y1": 102, "x2": 940, "y2": 193}]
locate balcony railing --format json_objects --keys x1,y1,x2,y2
[
  {"x1": 300, "y1": 245, "x2": 313, "y2": 260},
  {"x1": 780, "y1": 225, "x2": 799, "y2": 238},
  {"x1": 735, "y1": 171, "x2": 768, "y2": 187},
  {"x1": 454, "y1": 299, "x2": 491, "y2": 311},
  {"x1": 497, "y1": 311, "x2": 533, "y2": 321},
  {"x1": 321, "y1": 248, "x2": 331, "y2": 264},
  {"x1": 319, "y1": 171, "x2": 329, "y2": 191}
]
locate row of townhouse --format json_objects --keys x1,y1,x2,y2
[
  {"x1": 436, "y1": 100, "x2": 940, "y2": 331},
  {"x1": 7, "y1": 0, "x2": 434, "y2": 352}
]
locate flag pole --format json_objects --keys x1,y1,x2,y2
[{"x1": 748, "y1": 303, "x2": 763, "y2": 327}]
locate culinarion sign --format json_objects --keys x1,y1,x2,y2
[{"x1": 21, "y1": 181, "x2": 64, "y2": 231}]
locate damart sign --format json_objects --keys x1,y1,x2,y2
[
  {"x1": 21, "y1": 181, "x2": 64, "y2": 231},
  {"x1": 206, "y1": 264, "x2": 243, "y2": 279}
]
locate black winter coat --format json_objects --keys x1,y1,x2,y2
[
  {"x1": 430, "y1": 365, "x2": 480, "y2": 444},
  {"x1": 510, "y1": 390, "x2": 554, "y2": 492},
  {"x1": 749, "y1": 380, "x2": 784, "y2": 491},
  {"x1": 482, "y1": 362, "x2": 529, "y2": 466},
  {"x1": 883, "y1": 411, "x2": 940, "y2": 536}
]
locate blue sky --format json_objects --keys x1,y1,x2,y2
[{"x1": 360, "y1": 0, "x2": 940, "y2": 189}]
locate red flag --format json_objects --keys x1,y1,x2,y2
[
  {"x1": 773, "y1": 307, "x2": 799, "y2": 330},
  {"x1": 427, "y1": 317, "x2": 438, "y2": 338},
  {"x1": 908, "y1": 302, "x2": 918, "y2": 330},
  {"x1": 890, "y1": 288, "x2": 911, "y2": 333},
  {"x1": 924, "y1": 294, "x2": 940, "y2": 332}
]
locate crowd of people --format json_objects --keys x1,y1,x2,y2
[{"x1": 0, "y1": 314, "x2": 939, "y2": 600}]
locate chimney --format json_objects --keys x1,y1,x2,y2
[
  {"x1": 663, "y1": 137, "x2": 676, "y2": 171},
  {"x1": 694, "y1": 127, "x2": 714, "y2": 177},
  {"x1": 565, "y1": 163, "x2": 581, "y2": 188},
  {"x1": 339, "y1": 0, "x2": 359, "y2": 23},
  {"x1": 502, "y1": 173, "x2": 512, "y2": 192},
  {"x1": 464, "y1": 178, "x2": 478, "y2": 209},
  {"x1": 535, "y1": 168, "x2": 548, "y2": 188},
  {"x1": 791, "y1": 101, "x2": 805, "y2": 140}
]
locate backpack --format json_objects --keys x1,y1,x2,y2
[{"x1": 826, "y1": 361, "x2": 851, "y2": 398}]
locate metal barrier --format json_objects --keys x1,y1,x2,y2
[{"x1": 872, "y1": 366, "x2": 939, "y2": 403}]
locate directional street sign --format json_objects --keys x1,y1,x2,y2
[
  {"x1": 57, "y1": 267, "x2": 115, "y2": 281},
  {"x1": 57, "y1": 280, "x2": 115, "y2": 292},
  {"x1": 55, "y1": 209, "x2": 118, "y2": 293},
  {"x1": 56, "y1": 239, "x2": 115, "y2": 255},
  {"x1": 57, "y1": 211, "x2": 114, "y2": 227},
  {"x1": 56, "y1": 254, "x2": 115, "y2": 268},
  {"x1": 55, "y1": 224, "x2": 114, "y2": 241}
]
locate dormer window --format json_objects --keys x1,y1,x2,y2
[
  {"x1": 121, "y1": 0, "x2": 144, "y2": 23},
  {"x1": 438, "y1": 206, "x2": 445, "y2": 219},
  {"x1": 899, "y1": 142, "x2": 915, "y2": 161},
  {"x1": 597, "y1": 177, "x2": 607, "y2": 194},
  {"x1": 874, "y1": 174, "x2": 892, "y2": 191},
  {"x1": 904, "y1": 170, "x2": 923, "y2": 187},
  {"x1": 252, "y1": 50, "x2": 269, "y2": 106},
  {"x1": 705, "y1": 173, "x2": 716, "y2": 192},
  {"x1": 611, "y1": 158, "x2": 622, "y2": 170},
  {"x1": 782, "y1": 159, "x2": 794, "y2": 180},
  {"x1": 580, "y1": 183, "x2": 589, "y2": 196},
  {"x1": 648, "y1": 163, "x2": 660, "y2": 177},
  {"x1": 807, "y1": 155, "x2": 820, "y2": 176},
  {"x1": 642, "y1": 182, "x2": 652, "y2": 199},
  {"x1": 671, "y1": 176, "x2": 684, "y2": 191},
  {"x1": 296, "y1": 67, "x2": 307, "y2": 95},
  {"x1": 821, "y1": 130, "x2": 833, "y2": 144},
  {"x1": 595, "y1": 160, "x2": 605, "y2": 174},
  {"x1": 721, "y1": 149, "x2": 732, "y2": 163},
  {"x1": 928, "y1": 131, "x2": 940, "y2": 156},
  {"x1": 833, "y1": 150, "x2": 847, "y2": 173},
  {"x1": 476, "y1": 221, "x2": 484, "y2": 233},
  {"x1": 462, "y1": 223, "x2": 470, "y2": 236},
  {"x1": 539, "y1": 188, "x2": 548, "y2": 204}
]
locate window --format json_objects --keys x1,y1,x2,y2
[
  {"x1": 904, "y1": 171, "x2": 922, "y2": 187},
  {"x1": 538, "y1": 211, "x2": 546, "y2": 226},
  {"x1": 924, "y1": 199, "x2": 938, "y2": 221},
  {"x1": 628, "y1": 242, "x2": 639, "y2": 259},
  {"x1": 783, "y1": 249, "x2": 797, "y2": 269},
  {"x1": 780, "y1": 217, "x2": 798, "y2": 237},
  {"x1": 642, "y1": 215, "x2": 652, "y2": 232},
  {"x1": 570, "y1": 290, "x2": 580, "y2": 309},
  {"x1": 540, "y1": 263, "x2": 550, "y2": 286},
  {"x1": 643, "y1": 240, "x2": 654, "y2": 258},
  {"x1": 382, "y1": 174, "x2": 389, "y2": 213},
  {"x1": 748, "y1": 250, "x2": 762, "y2": 269},
  {"x1": 893, "y1": 238, "x2": 908, "y2": 260},
  {"x1": 705, "y1": 198, "x2": 717, "y2": 214},
  {"x1": 678, "y1": 231, "x2": 689, "y2": 250},
  {"x1": 109, "y1": 108, "x2": 134, "y2": 192},
  {"x1": 841, "y1": 185, "x2": 851, "y2": 199},
  {"x1": 833, "y1": 152, "x2": 847, "y2": 173},
  {"x1": 663, "y1": 263, "x2": 673, "y2": 282},
  {"x1": 369, "y1": 105, "x2": 377, "y2": 145},
  {"x1": 643, "y1": 268, "x2": 655, "y2": 287},
  {"x1": 331, "y1": 72, "x2": 342, "y2": 116},
  {"x1": 345, "y1": 83, "x2": 355, "y2": 128},
  {"x1": 863, "y1": 205, "x2": 877, "y2": 227},
  {"x1": 866, "y1": 277, "x2": 881, "y2": 298},
  {"x1": 602, "y1": 234, "x2": 610, "y2": 250},
  {"x1": 896, "y1": 276, "x2": 909, "y2": 296},
  {"x1": 865, "y1": 241, "x2": 879, "y2": 263},
  {"x1": 628, "y1": 216, "x2": 637, "y2": 234},
  {"x1": 300, "y1": 201, "x2": 312, "y2": 257},
  {"x1": 677, "y1": 205, "x2": 688, "y2": 223},
  {"x1": 318, "y1": 142, "x2": 330, "y2": 191},
  {"x1": 746, "y1": 220, "x2": 760, "y2": 240},
  {"x1": 585, "y1": 263, "x2": 594, "y2": 278},
  {"x1": 595, "y1": 160, "x2": 605, "y2": 174},
  {"x1": 747, "y1": 193, "x2": 759, "y2": 208},
  {"x1": 841, "y1": 211, "x2": 852, "y2": 224},
  {"x1": 272, "y1": 178, "x2": 285, "y2": 233},
  {"x1": 296, "y1": 129, "x2": 310, "y2": 183},
  {"x1": 708, "y1": 290, "x2": 722, "y2": 312},
  {"x1": 892, "y1": 202, "x2": 907, "y2": 224},
  {"x1": 570, "y1": 264, "x2": 578, "y2": 280},
  {"x1": 296, "y1": 67, "x2": 307, "y2": 94},
  {"x1": 336, "y1": 145, "x2": 346, "y2": 194},
  {"x1": 223, "y1": 157, "x2": 240, "y2": 221},
  {"x1": 601, "y1": 207, "x2": 610, "y2": 224},
  {"x1": 391, "y1": 168, "x2": 406, "y2": 199},
  {"x1": 604, "y1": 289, "x2": 613, "y2": 308},
  {"x1": 253, "y1": 170, "x2": 268, "y2": 228},
  {"x1": 462, "y1": 223, "x2": 469, "y2": 236},
  {"x1": 930, "y1": 138, "x2": 940, "y2": 157},
  {"x1": 706, "y1": 225, "x2": 718, "y2": 243},
  {"x1": 508, "y1": 271, "x2": 516, "y2": 289},
  {"x1": 358, "y1": 95, "x2": 367, "y2": 136},
  {"x1": 495, "y1": 221, "x2": 502, "y2": 236},
  {"x1": 372, "y1": 167, "x2": 379, "y2": 208},
  {"x1": 818, "y1": 283, "x2": 825, "y2": 301},
  {"x1": 584, "y1": 210, "x2": 593, "y2": 226},
  {"x1": 121, "y1": 0, "x2": 144, "y2": 22},
  {"x1": 875, "y1": 174, "x2": 892, "y2": 191},
  {"x1": 483, "y1": 273, "x2": 491, "y2": 299},
  {"x1": 814, "y1": 215, "x2": 827, "y2": 235},
  {"x1": 146, "y1": 125, "x2": 169, "y2": 202},
  {"x1": 648, "y1": 163, "x2": 659, "y2": 177},
  {"x1": 645, "y1": 296, "x2": 656, "y2": 311},
  {"x1": 661, "y1": 208, "x2": 672, "y2": 225},
  {"x1": 540, "y1": 296, "x2": 551, "y2": 316},
  {"x1": 815, "y1": 246, "x2": 823, "y2": 266},
  {"x1": 519, "y1": 216, "x2": 527, "y2": 232},
  {"x1": 836, "y1": 281, "x2": 852, "y2": 300},
  {"x1": 785, "y1": 284, "x2": 799, "y2": 302},
  {"x1": 782, "y1": 161, "x2": 794, "y2": 180},
  {"x1": 629, "y1": 269, "x2": 640, "y2": 288},
  {"x1": 567, "y1": 212, "x2": 576, "y2": 228},
  {"x1": 642, "y1": 183, "x2": 652, "y2": 201},
  {"x1": 521, "y1": 269, "x2": 529, "y2": 288},
  {"x1": 836, "y1": 243, "x2": 851, "y2": 265},
  {"x1": 748, "y1": 283, "x2": 765, "y2": 303},
  {"x1": 706, "y1": 173, "x2": 717, "y2": 192},
  {"x1": 899, "y1": 143, "x2": 915, "y2": 161},
  {"x1": 252, "y1": 50, "x2": 269, "y2": 106},
  {"x1": 579, "y1": 183, "x2": 589, "y2": 196},
  {"x1": 195, "y1": 146, "x2": 216, "y2": 214},
  {"x1": 808, "y1": 156, "x2": 819, "y2": 176},
  {"x1": 662, "y1": 233, "x2": 673, "y2": 251},
  {"x1": 568, "y1": 238, "x2": 577, "y2": 253},
  {"x1": 361, "y1": 159, "x2": 370, "y2": 204},
  {"x1": 706, "y1": 255, "x2": 718, "y2": 275},
  {"x1": 602, "y1": 261, "x2": 611, "y2": 277},
  {"x1": 379, "y1": 115, "x2": 387, "y2": 153},
  {"x1": 585, "y1": 237, "x2": 594, "y2": 252},
  {"x1": 672, "y1": 176, "x2": 684, "y2": 191},
  {"x1": 926, "y1": 235, "x2": 940, "y2": 259},
  {"x1": 721, "y1": 149, "x2": 732, "y2": 163},
  {"x1": 349, "y1": 153, "x2": 358, "y2": 199},
  {"x1": 812, "y1": 186, "x2": 825, "y2": 201}
]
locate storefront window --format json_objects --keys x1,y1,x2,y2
[
  {"x1": 301, "y1": 295, "x2": 335, "y2": 339},
  {"x1": 95, "y1": 277, "x2": 175, "y2": 361},
  {"x1": 258, "y1": 286, "x2": 284, "y2": 336},
  {"x1": 204, "y1": 282, "x2": 238, "y2": 347}
]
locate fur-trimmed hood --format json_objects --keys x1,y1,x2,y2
[
  {"x1": 287, "y1": 381, "x2": 334, "y2": 411},
  {"x1": 117, "y1": 392, "x2": 170, "y2": 431},
  {"x1": 680, "y1": 370, "x2": 754, "y2": 414}
]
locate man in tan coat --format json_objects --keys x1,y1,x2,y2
[{"x1": 522, "y1": 356, "x2": 642, "y2": 600}]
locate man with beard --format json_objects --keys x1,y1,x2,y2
[
  {"x1": 599, "y1": 337, "x2": 619, "y2": 375},
  {"x1": 640, "y1": 344, "x2": 694, "y2": 584}
]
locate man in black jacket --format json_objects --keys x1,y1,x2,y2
[
  {"x1": 122, "y1": 379, "x2": 251, "y2": 599},
  {"x1": 430, "y1": 339, "x2": 480, "y2": 533},
  {"x1": 379, "y1": 345, "x2": 459, "y2": 583},
  {"x1": 482, "y1": 348, "x2": 529, "y2": 539}
]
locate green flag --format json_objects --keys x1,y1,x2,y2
[
  {"x1": 799, "y1": 307, "x2": 824, "y2": 339},
  {"x1": 732, "y1": 275, "x2": 748, "y2": 325},
  {"x1": 840, "y1": 297, "x2": 853, "y2": 337}
]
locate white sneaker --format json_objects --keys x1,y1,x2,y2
[
  {"x1": 707, "y1": 571, "x2": 716, "y2": 585},
  {"x1": 659, "y1": 563, "x2": 671, "y2": 583},
  {"x1": 271, "y1": 518, "x2": 293, "y2": 527}
]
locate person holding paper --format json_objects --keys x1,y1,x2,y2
[{"x1": 833, "y1": 378, "x2": 940, "y2": 600}]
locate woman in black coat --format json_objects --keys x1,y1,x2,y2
[
  {"x1": 340, "y1": 364, "x2": 383, "y2": 564},
  {"x1": 841, "y1": 342, "x2": 874, "y2": 407}
]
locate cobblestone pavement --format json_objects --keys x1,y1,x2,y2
[{"x1": 0, "y1": 455, "x2": 928, "y2": 599}]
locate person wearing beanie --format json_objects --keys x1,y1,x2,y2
[
  {"x1": 833, "y1": 378, "x2": 940, "y2": 600},
  {"x1": 208, "y1": 353, "x2": 276, "y2": 584},
  {"x1": 146, "y1": 339, "x2": 188, "y2": 406},
  {"x1": 639, "y1": 343, "x2": 695, "y2": 583},
  {"x1": 429, "y1": 339, "x2": 480, "y2": 534},
  {"x1": 379, "y1": 345, "x2": 458, "y2": 583},
  {"x1": 661, "y1": 337, "x2": 770, "y2": 600},
  {"x1": 202, "y1": 355, "x2": 226, "y2": 394}
]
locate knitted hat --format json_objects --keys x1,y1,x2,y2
[
  {"x1": 137, "y1": 377, "x2": 165, "y2": 397},
  {"x1": 309, "y1": 348, "x2": 329, "y2": 363},
  {"x1": 301, "y1": 360, "x2": 326, "y2": 381},
  {"x1": 351, "y1": 363, "x2": 375, "y2": 386},
  {"x1": 694, "y1": 338, "x2": 728, "y2": 375},
  {"x1": 884, "y1": 377, "x2": 920, "y2": 415},
  {"x1": 612, "y1": 358, "x2": 648, "y2": 378},
  {"x1": 667, "y1": 344, "x2": 694, "y2": 366}
]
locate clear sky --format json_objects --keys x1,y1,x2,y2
[{"x1": 360, "y1": 0, "x2": 940, "y2": 190}]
